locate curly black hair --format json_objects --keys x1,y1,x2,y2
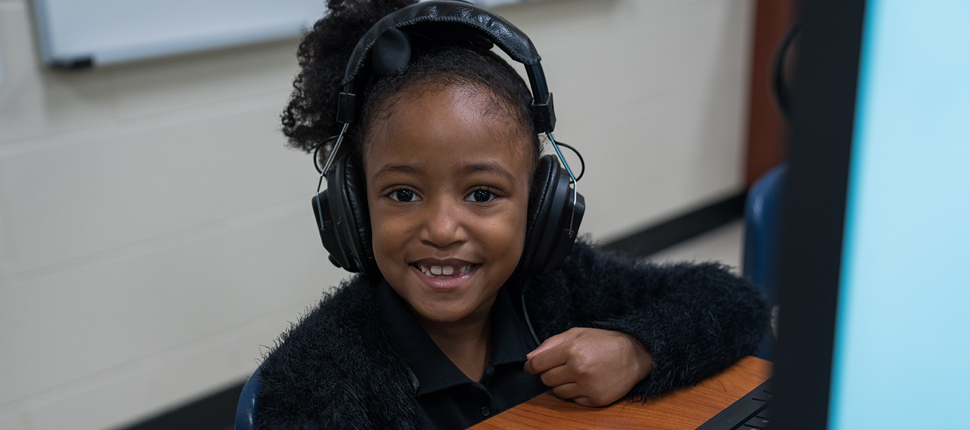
[{"x1": 280, "y1": 0, "x2": 542, "y2": 168}]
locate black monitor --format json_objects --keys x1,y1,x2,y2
[{"x1": 773, "y1": 0, "x2": 970, "y2": 429}]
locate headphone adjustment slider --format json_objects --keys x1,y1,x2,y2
[
  {"x1": 336, "y1": 91, "x2": 357, "y2": 124},
  {"x1": 531, "y1": 92, "x2": 556, "y2": 133}
]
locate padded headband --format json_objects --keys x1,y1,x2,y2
[{"x1": 335, "y1": 0, "x2": 556, "y2": 132}]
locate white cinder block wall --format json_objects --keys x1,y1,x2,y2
[{"x1": 0, "y1": 0, "x2": 753, "y2": 429}]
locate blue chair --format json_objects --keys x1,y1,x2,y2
[
  {"x1": 743, "y1": 163, "x2": 787, "y2": 305},
  {"x1": 743, "y1": 163, "x2": 787, "y2": 360},
  {"x1": 235, "y1": 366, "x2": 261, "y2": 430}
]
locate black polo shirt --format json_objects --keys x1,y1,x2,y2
[{"x1": 377, "y1": 280, "x2": 548, "y2": 429}]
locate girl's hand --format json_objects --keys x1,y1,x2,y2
[{"x1": 523, "y1": 327, "x2": 654, "y2": 407}]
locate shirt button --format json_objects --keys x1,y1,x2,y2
[{"x1": 481, "y1": 406, "x2": 491, "y2": 417}]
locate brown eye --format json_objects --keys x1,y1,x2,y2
[
  {"x1": 467, "y1": 189, "x2": 496, "y2": 203},
  {"x1": 389, "y1": 189, "x2": 417, "y2": 202}
]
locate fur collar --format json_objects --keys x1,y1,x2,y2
[{"x1": 257, "y1": 273, "x2": 422, "y2": 430}]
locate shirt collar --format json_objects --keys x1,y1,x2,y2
[
  {"x1": 376, "y1": 280, "x2": 536, "y2": 396},
  {"x1": 489, "y1": 287, "x2": 537, "y2": 367}
]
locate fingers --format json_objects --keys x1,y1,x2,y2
[
  {"x1": 537, "y1": 362, "x2": 574, "y2": 387},
  {"x1": 551, "y1": 385, "x2": 608, "y2": 408},
  {"x1": 524, "y1": 342, "x2": 569, "y2": 375},
  {"x1": 524, "y1": 328, "x2": 655, "y2": 408},
  {"x1": 526, "y1": 328, "x2": 580, "y2": 360},
  {"x1": 524, "y1": 328, "x2": 584, "y2": 374},
  {"x1": 551, "y1": 382, "x2": 582, "y2": 400}
]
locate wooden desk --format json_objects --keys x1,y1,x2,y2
[{"x1": 471, "y1": 356, "x2": 772, "y2": 430}]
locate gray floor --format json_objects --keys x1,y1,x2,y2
[{"x1": 644, "y1": 219, "x2": 745, "y2": 274}]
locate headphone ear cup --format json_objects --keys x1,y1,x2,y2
[
  {"x1": 521, "y1": 155, "x2": 585, "y2": 275},
  {"x1": 312, "y1": 189, "x2": 348, "y2": 270},
  {"x1": 523, "y1": 155, "x2": 556, "y2": 267},
  {"x1": 339, "y1": 155, "x2": 378, "y2": 273},
  {"x1": 319, "y1": 154, "x2": 378, "y2": 274}
]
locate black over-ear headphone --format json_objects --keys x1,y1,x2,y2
[{"x1": 311, "y1": 0, "x2": 585, "y2": 275}]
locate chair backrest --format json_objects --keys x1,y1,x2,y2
[
  {"x1": 235, "y1": 366, "x2": 262, "y2": 430},
  {"x1": 743, "y1": 163, "x2": 788, "y2": 305}
]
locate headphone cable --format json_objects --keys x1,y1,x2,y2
[
  {"x1": 547, "y1": 132, "x2": 581, "y2": 237},
  {"x1": 520, "y1": 285, "x2": 541, "y2": 347},
  {"x1": 313, "y1": 125, "x2": 350, "y2": 230},
  {"x1": 553, "y1": 141, "x2": 585, "y2": 181}
]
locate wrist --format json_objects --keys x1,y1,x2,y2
[{"x1": 631, "y1": 337, "x2": 655, "y2": 380}]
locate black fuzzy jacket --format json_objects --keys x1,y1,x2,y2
[{"x1": 256, "y1": 242, "x2": 770, "y2": 429}]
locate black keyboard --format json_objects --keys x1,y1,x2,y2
[{"x1": 695, "y1": 378, "x2": 772, "y2": 429}]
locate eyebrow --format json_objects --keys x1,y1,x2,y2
[
  {"x1": 373, "y1": 164, "x2": 418, "y2": 181},
  {"x1": 463, "y1": 163, "x2": 517, "y2": 184},
  {"x1": 372, "y1": 162, "x2": 518, "y2": 183}
]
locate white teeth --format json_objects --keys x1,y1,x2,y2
[{"x1": 417, "y1": 264, "x2": 473, "y2": 278}]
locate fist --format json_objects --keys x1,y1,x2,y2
[{"x1": 524, "y1": 327, "x2": 654, "y2": 407}]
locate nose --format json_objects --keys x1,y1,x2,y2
[{"x1": 420, "y1": 196, "x2": 468, "y2": 248}]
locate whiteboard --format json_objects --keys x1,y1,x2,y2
[{"x1": 31, "y1": 0, "x2": 326, "y2": 68}]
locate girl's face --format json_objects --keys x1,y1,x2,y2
[{"x1": 364, "y1": 83, "x2": 533, "y2": 327}]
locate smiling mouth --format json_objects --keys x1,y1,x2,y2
[{"x1": 413, "y1": 263, "x2": 476, "y2": 279}]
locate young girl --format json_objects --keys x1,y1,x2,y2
[{"x1": 256, "y1": 1, "x2": 769, "y2": 429}]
